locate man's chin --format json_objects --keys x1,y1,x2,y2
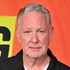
[{"x1": 26, "y1": 54, "x2": 44, "y2": 59}]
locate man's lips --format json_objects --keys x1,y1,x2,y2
[{"x1": 29, "y1": 46, "x2": 41, "y2": 51}]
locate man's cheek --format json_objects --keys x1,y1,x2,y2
[
  {"x1": 22, "y1": 38, "x2": 30, "y2": 45},
  {"x1": 40, "y1": 36, "x2": 48, "y2": 42},
  {"x1": 42, "y1": 38, "x2": 49, "y2": 46}
]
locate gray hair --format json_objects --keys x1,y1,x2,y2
[{"x1": 17, "y1": 4, "x2": 51, "y2": 27}]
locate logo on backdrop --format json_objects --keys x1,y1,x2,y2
[{"x1": 0, "y1": 16, "x2": 16, "y2": 60}]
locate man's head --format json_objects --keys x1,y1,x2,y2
[{"x1": 16, "y1": 4, "x2": 54, "y2": 59}]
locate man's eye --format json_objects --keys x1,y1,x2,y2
[
  {"x1": 40, "y1": 31, "x2": 45, "y2": 32},
  {"x1": 39, "y1": 30, "x2": 45, "y2": 33},
  {"x1": 38, "y1": 30, "x2": 46, "y2": 34},
  {"x1": 24, "y1": 31, "x2": 31, "y2": 33}
]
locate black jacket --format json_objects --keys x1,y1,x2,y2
[{"x1": 0, "y1": 49, "x2": 70, "y2": 70}]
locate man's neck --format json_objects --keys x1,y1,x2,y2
[{"x1": 23, "y1": 54, "x2": 51, "y2": 70}]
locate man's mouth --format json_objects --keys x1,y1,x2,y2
[{"x1": 29, "y1": 46, "x2": 41, "y2": 51}]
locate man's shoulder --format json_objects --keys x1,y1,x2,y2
[
  {"x1": 56, "y1": 61, "x2": 70, "y2": 70},
  {"x1": 48, "y1": 56, "x2": 70, "y2": 70},
  {"x1": 0, "y1": 50, "x2": 23, "y2": 70},
  {"x1": 0, "y1": 56, "x2": 16, "y2": 70},
  {"x1": 48, "y1": 49, "x2": 70, "y2": 70}
]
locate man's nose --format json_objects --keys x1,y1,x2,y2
[{"x1": 31, "y1": 32, "x2": 39, "y2": 44}]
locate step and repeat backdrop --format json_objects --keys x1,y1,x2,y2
[{"x1": 0, "y1": 0, "x2": 70, "y2": 66}]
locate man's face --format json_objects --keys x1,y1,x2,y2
[{"x1": 17, "y1": 12, "x2": 53, "y2": 59}]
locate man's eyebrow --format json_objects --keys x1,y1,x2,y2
[{"x1": 23, "y1": 27, "x2": 37, "y2": 29}]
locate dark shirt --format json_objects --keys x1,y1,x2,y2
[{"x1": 0, "y1": 49, "x2": 70, "y2": 70}]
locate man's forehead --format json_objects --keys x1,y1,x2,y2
[
  {"x1": 21, "y1": 11, "x2": 46, "y2": 20},
  {"x1": 21, "y1": 12, "x2": 47, "y2": 23}
]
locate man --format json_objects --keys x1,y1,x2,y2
[{"x1": 0, "y1": 4, "x2": 70, "y2": 70}]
